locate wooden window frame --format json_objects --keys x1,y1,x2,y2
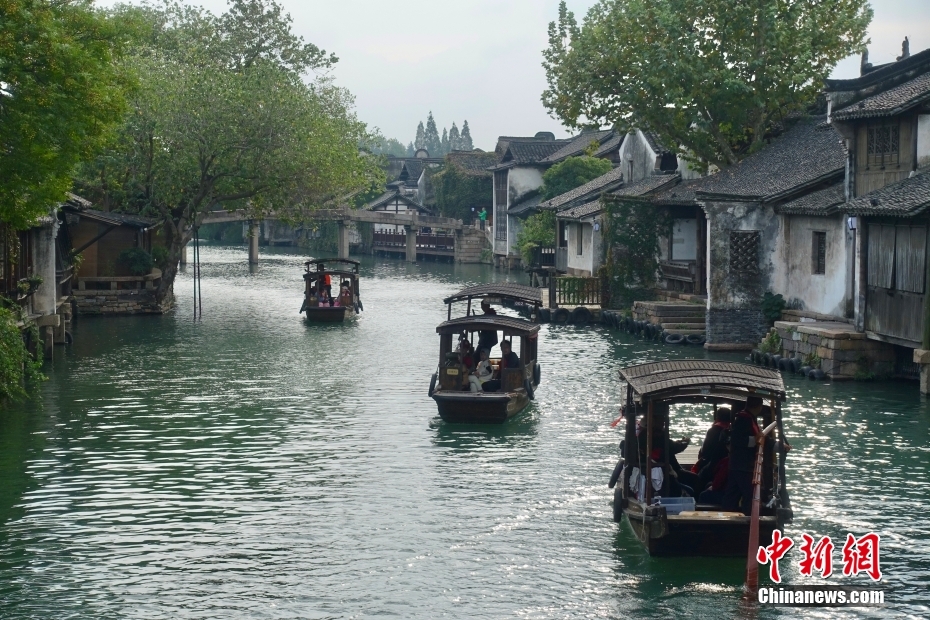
[{"x1": 812, "y1": 231, "x2": 826, "y2": 275}]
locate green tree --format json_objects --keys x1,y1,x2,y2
[
  {"x1": 0, "y1": 0, "x2": 128, "y2": 229},
  {"x1": 460, "y1": 120, "x2": 474, "y2": 150},
  {"x1": 440, "y1": 127, "x2": 449, "y2": 155},
  {"x1": 414, "y1": 121, "x2": 426, "y2": 150},
  {"x1": 542, "y1": 0, "x2": 871, "y2": 169},
  {"x1": 78, "y1": 0, "x2": 381, "y2": 305},
  {"x1": 406, "y1": 142, "x2": 415, "y2": 156},
  {"x1": 431, "y1": 153, "x2": 495, "y2": 221},
  {"x1": 448, "y1": 123, "x2": 460, "y2": 150},
  {"x1": 540, "y1": 156, "x2": 612, "y2": 200},
  {"x1": 424, "y1": 111, "x2": 441, "y2": 155},
  {"x1": 515, "y1": 210, "x2": 556, "y2": 266}
]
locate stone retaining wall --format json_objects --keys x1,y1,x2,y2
[
  {"x1": 770, "y1": 321, "x2": 895, "y2": 380},
  {"x1": 706, "y1": 308, "x2": 766, "y2": 350}
]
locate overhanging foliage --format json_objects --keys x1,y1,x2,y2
[{"x1": 601, "y1": 196, "x2": 670, "y2": 308}]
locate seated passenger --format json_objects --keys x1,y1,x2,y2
[
  {"x1": 482, "y1": 340, "x2": 520, "y2": 392},
  {"x1": 459, "y1": 340, "x2": 475, "y2": 370},
  {"x1": 469, "y1": 349, "x2": 493, "y2": 392},
  {"x1": 636, "y1": 408, "x2": 698, "y2": 495},
  {"x1": 308, "y1": 289, "x2": 319, "y2": 307}
]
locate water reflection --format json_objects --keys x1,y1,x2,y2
[{"x1": 0, "y1": 246, "x2": 927, "y2": 618}]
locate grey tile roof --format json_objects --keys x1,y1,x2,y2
[
  {"x1": 364, "y1": 189, "x2": 431, "y2": 213},
  {"x1": 557, "y1": 199, "x2": 603, "y2": 221},
  {"x1": 593, "y1": 133, "x2": 623, "y2": 157},
  {"x1": 695, "y1": 117, "x2": 846, "y2": 201},
  {"x1": 539, "y1": 129, "x2": 613, "y2": 163},
  {"x1": 401, "y1": 160, "x2": 424, "y2": 183},
  {"x1": 611, "y1": 174, "x2": 680, "y2": 197},
  {"x1": 642, "y1": 130, "x2": 672, "y2": 154},
  {"x1": 775, "y1": 183, "x2": 846, "y2": 216},
  {"x1": 503, "y1": 140, "x2": 570, "y2": 164},
  {"x1": 831, "y1": 71, "x2": 930, "y2": 121},
  {"x1": 651, "y1": 177, "x2": 708, "y2": 205},
  {"x1": 508, "y1": 192, "x2": 543, "y2": 216},
  {"x1": 845, "y1": 172, "x2": 930, "y2": 217},
  {"x1": 537, "y1": 166, "x2": 625, "y2": 211},
  {"x1": 68, "y1": 208, "x2": 157, "y2": 229}
]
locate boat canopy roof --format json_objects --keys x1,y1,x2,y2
[
  {"x1": 305, "y1": 270, "x2": 359, "y2": 280},
  {"x1": 305, "y1": 258, "x2": 360, "y2": 272},
  {"x1": 619, "y1": 360, "x2": 785, "y2": 403},
  {"x1": 436, "y1": 315, "x2": 540, "y2": 337},
  {"x1": 443, "y1": 283, "x2": 541, "y2": 306}
]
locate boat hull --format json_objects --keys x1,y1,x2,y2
[
  {"x1": 303, "y1": 306, "x2": 351, "y2": 322},
  {"x1": 624, "y1": 506, "x2": 777, "y2": 557},
  {"x1": 432, "y1": 390, "x2": 530, "y2": 424}
]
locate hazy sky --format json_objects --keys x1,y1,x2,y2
[{"x1": 99, "y1": 0, "x2": 930, "y2": 151}]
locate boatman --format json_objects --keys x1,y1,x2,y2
[
  {"x1": 724, "y1": 396, "x2": 790, "y2": 515},
  {"x1": 476, "y1": 300, "x2": 499, "y2": 354}
]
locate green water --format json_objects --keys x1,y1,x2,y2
[{"x1": 1, "y1": 246, "x2": 927, "y2": 618}]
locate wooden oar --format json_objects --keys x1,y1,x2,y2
[{"x1": 745, "y1": 420, "x2": 778, "y2": 597}]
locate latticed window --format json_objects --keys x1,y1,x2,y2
[
  {"x1": 866, "y1": 123, "x2": 900, "y2": 167},
  {"x1": 494, "y1": 170, "x2": 508, "y2": 241},
  {"x1": 812, "y1": 231, "x2": 826, "y2": 275},
  {"x1": 729, "y1": 231, "x2": 760, "y2": 273}
]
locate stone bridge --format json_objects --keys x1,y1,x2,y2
[{"x1": 199, "y1": 208, "x2": 487, "y2": 264}]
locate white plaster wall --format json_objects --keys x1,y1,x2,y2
[
  {"x1": 565, "y1": 221, "x2": 595, "y2": 275},
  {"x1": 777, "y1": 214, "x2": 849, "y2": 317},
  {"x1": 508, "y1": 167, "x2": 544, "y2": 203},
  {"x1": 918, "y1": 115, "x2": 930, "y2": 169},
  {"x1": 508, "y1": 216, "x2": 524, "y2": 256},
  {"x1": 617, "y1": 130, "x2": 659, "y2": 183}
]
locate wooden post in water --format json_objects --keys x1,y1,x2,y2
[
  {"x1": 405, "y1": 225, "x2": 417, "y2": 263},
  {"x1": 248, "y1": 220, "x2": 260, "y2": 265},
  {"x1": 746, "y1": 419, "x2": 778, "y2": 596}
]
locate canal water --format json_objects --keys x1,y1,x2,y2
[{"x1": 1, "y1": 246, "x2": 928, "y2": 619}]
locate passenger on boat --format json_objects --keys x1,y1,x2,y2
[
  {"x1": 323, "y1": 273, "x2": 332, "y2": 298},
  {"x1": 307, "y1": 289, "x2": 319, "y2": 308},
  {"x1": 723, "y1": 396, "x2": 791, "y2": 515},
  {"x1": 698, "y1": 450, "x2": 729, "y2": 505},
  {"x1": 458, "y1": 340, "x2": 476, "y2": 370},
  {"x1": 319, "y1": 289, "x2": 332, "y2": 307},
  {"x1": 476, "y1": 300, "x2": 499, "y2": 353},
  {"x1": 339, "y1": 282, "x2": 352, "y2": 308},
  {"x1": 637, "y1": 409, "x2": 699, "y2": 495},
  {"x1": 694, "y1": 407, "x2": 731, "y2": 493},
  {"x1": 481, "y1": 340, "x2": 519, "y2": 392},
  {"x1": 469, "y1": 349, "x2": 493, "y2": 392}
]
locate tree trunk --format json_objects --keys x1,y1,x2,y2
[{"x1": 155, "y1": 227, "x2": 193, "y2": 307}]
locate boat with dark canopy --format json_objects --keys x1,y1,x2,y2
[
  {"x1": 610, "y1": 360, "x2": 792, "y2": 556},
  {"x1": 429, "y1": 283, "x2": 542, "y2": 423},
  {"x1": 300, "y1": 258, "x2": 362, "y2": 322}
]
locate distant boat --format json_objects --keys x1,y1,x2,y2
[
  {"x1": 610, "y1": 360, "x2": 793, "y2": 556},
  {"x1": 300, "y1": 258, "x2": 362, "y2": 322},
  {"x1": 429, "y1": 283, "x2": 543, "y2": 423}
]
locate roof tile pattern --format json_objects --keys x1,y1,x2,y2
[
  {"x1": 557, "y1": 199, "x2": 603, "y2": 221},
  {"x1": 540, "y1": 130, "x2": 613, "y2": 163},
  {"x1": 537, "y1": 166, "x2": 624, "y2": 211},
  {"x1": 776, "y1": 183, "x2": 846, "y2": 216},
  {"x1": 695, "y1": 117, "x2": 845, "y2": 201},
  {"x1": 832, "y1": 71, "x2": 930, "y2": 121},
  {"x1": 845, "y1": 172, "x2": 930, "y2": 217},
  {"x1": 504, "y1": 140, "x2": 570, "y2": 164}
]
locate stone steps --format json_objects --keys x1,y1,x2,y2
[{"x1": 632, "y1": 300, "x2": 707, "y2": 340}]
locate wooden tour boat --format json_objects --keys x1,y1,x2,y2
[
  {"x1": 430, "y1": 284, "x2": 543, "y2": 424},
  {"x1": 610, "y1": 360, "x2": 793, "y2": 556},
  {"x1": 300, "y1": 258, "x2": 362, "y2": 322}
]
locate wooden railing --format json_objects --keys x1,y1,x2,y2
[
  {"x1": 372, "y1": 231, "x2": 455, "y2": 252},
  {"x1": 529, "y1": 246, "x2": 556, "y2": 268},
  {"x1": 554, "y1": 276, "x2": 602, "y2": 306}
]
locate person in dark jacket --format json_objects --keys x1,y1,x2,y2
[
  {"x1": 476, "y1": 300, "x2": 499, "y2": 353},
  {"x1": 694, "y1": 407, "x2": 731, "y2": 494},
  {"x1": 481, "y1": 340, "x2": 520, "y2": 392},
  {"x1": 723, "y1": 396, "x2": 791, "y2": 514}
]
